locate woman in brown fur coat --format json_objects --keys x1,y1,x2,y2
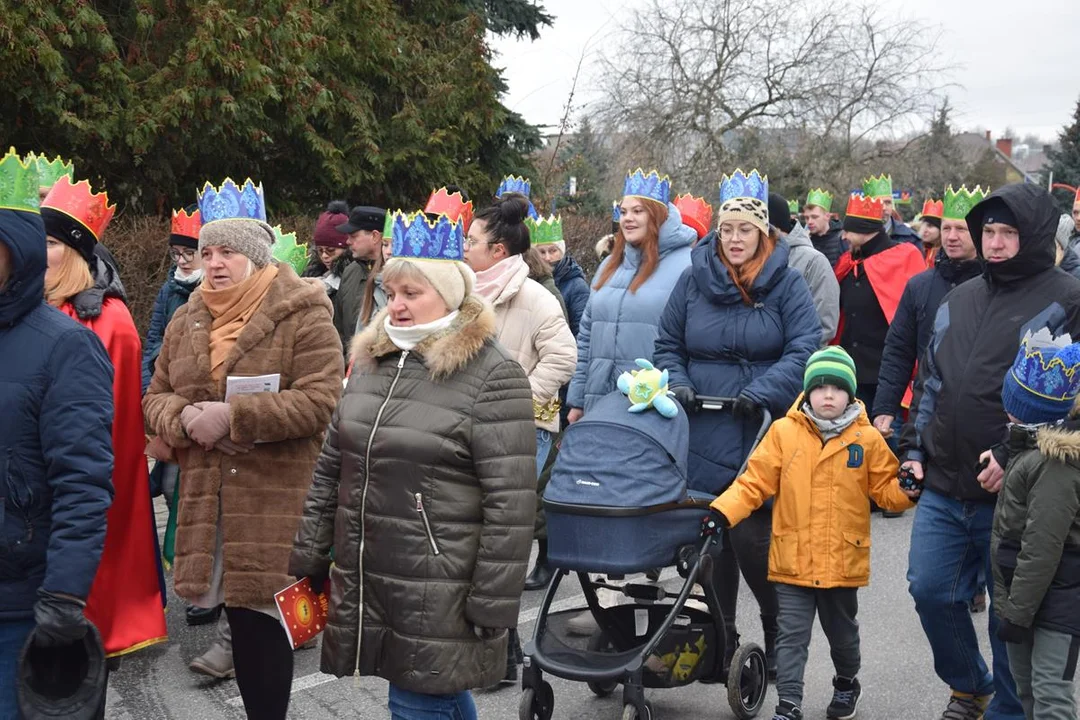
[{"x1": 143, "y1": 208, "x2": 343, "y2": 720}]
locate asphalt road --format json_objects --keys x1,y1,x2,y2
[{"x1": 102, "y1": 507, "x2": 1075, "y2": 720}]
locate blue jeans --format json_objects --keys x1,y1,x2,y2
[
  {"x1": 0, "y1": 619, "x2": 36, "y2": 718},
  {"x1": 536, "y1": 429, "x2": 552, "y2": 479},
  {"x1": 388, "y1": 684, "x2": 478, "y2": 720},
  {"x1": 907, "y1": 489, "x2": 1024, "y2": 719}
]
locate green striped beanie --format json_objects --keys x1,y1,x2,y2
[{"x1": 804, "y1": 346, "x2": 857, "y2": 398}]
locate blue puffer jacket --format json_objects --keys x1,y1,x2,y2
[
  {"x1": 0, "y1": 210, "x2": 114, "y2": 619},
  {"x1": 552, "y1": 255, "x2": 590, "y2": 337},
  {"x1": 141, "y1": 266, "x2": 200, "y2": 393},
  {"x1": 567, "y1": 203, "x2": 695, "y2": 411},
  {"x1": 654, "y1": 233, "x2": 821, "y2": 494}
]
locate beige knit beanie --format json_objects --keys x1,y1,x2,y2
[
  {"x1": 385, "y1": 257, "x2": 475, "y2": 311},
  {"x1": 199, "y1": 218, "x2": 277, "y2": 268}
]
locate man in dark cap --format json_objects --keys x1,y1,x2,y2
[
  {"x1": 901, "y1": 183, "x2": 1080, "y2": 720},
  {"x1": 332, "y1": 205, "x2": 387, "y2": 350}
]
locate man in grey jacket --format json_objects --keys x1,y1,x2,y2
[{"x1": 769, "y1": 193, "x2": 840, "y2": 344}]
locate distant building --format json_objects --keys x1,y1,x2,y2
[{"x1": 954, "y1": 131, "x2": 1054, "y2": 185}]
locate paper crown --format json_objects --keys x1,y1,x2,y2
[
  {"x1": 526, "y1": 215, "x2": 563, "y2": 245},
  {"x1": 1075, "y1": 187, "x2": 1080, "y2": 204},
  {"x1": 1003, "y1": 328, "x2": 1080, "y2": 423},
  {"x1": 942, "y1": 185, "x2": 988, "y2": 221},
  {"x1": 845, "y1": 193, "x2": 885, "y2": 221},
  {"x1": 170, "y1": 208, "x2": 201, "y2": 240},
  {"x1": 42, "y1": 175, "x2": 116, "y2": 240},
  {"x1": 0, "y1": 148, "x2": 41, "y2": 214},
  {"x1": 270, "y1": 226, "x2": 309, "y2": 275},
  {"x1": 30, "y1": 152, "x2": 74, "y2": 191},
  {"x1": 719, "y1": 169, "x2": 769, "y2": 206},
  {"x1": 197, "y1": 178, "x2": 266, "y2": 225},
  {"x1": 673, "y1": 194, "x2": 713, "y2": 239},
  {"x1": 612, "y1": 201, "x2": 621, "y2": 224},
  {"x1": 424, "y1": 187, "x2": 474, "y2": 232},
  {"x1": 787, "y1": 199, "x2": 800, "y2": 215},
  {"x1": 921, "y1": 199, "x2": 944, "y2": 219},
  {"x1": 497, "y1": 175, "x2": 530, "y2": 198},
  {"x1": 623, "y1": 168, "x2": 671, "y2": 206},
  {"x1": 806, "y1": 188, "x2": 833, "y2": 211},
  {"x1": 390, "y1": 211, "x2": 465, "y2": 262},
  {"x1": 862, "y1": 174, "x2": 893, "y2": 200}
]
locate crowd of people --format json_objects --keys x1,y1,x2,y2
[{"x1": 0, "y1": 144, "x2": 1079, "y2": 720}]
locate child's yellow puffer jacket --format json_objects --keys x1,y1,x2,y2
[{"x1": 712, "y1": 395, "x2": 913, "y2": 589}]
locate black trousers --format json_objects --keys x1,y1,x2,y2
[
  {"x1": 225, "y1": 606, "x2": 294, "y2": 720},
  {"x1": 713, "y1": 506, "x2": 779, "y2": 633}
]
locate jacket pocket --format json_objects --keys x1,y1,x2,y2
[
  {"x1": 414, "y1": 492, "x2": 441, "y2": 556},
  {"x1": 769, "y1": 531, "x2": 799, "y2": 576},
  {"x1": 841, "y1": 531, "x2": 871, "y2": 579}
]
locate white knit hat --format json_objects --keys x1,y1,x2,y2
[{"x1": 384, "y1": 257, "x2": 475, "y2": 310}]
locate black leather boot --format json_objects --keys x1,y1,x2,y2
[
  {"x1": 523, "y1": 540, "x2": 553, "y2": 591},
  {"x1": 185, "y1": 604, "x2": 221, "y2": 626}
]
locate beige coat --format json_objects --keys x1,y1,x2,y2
[
  {"x1": 143, "y1": 265, "x2": 343, "y2": 608},
  {"x1": 485, "y1": 260, "x2": 576, "y2": 432}
]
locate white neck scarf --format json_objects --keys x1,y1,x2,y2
[{"x1": 383, "y1": 311, "x2": 459, "y2": 351}]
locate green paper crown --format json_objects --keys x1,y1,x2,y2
[
  {"x1": 862, "y1": 174, "x2": 893, "y2": 200},
  {"x1": 942, "y1": 185, "x2": 988, "y2": 221},
  {"x1": 30, "y1": 152, "x2": 74, "y2": 190},
  {"x1": 270, "y1": 225, "x2": 309, "y2": 275},
  {"x1": 806, "y1": 188, "x2": 833, "y2": 211},
  {"x1": 787, "y1": 199, "x2": 799, "y2": 214},
  {"x1": 526, "y1": 214, "x2": 563, "y2": 245},
  {"x1": 0, "y1": 148, "x2": 41, "y2": 214}
]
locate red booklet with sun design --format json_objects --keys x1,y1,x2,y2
[{"x1": 274, "y1": 578, "x2": 329, "y2": 650}]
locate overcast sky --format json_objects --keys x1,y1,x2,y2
[{"x1": 491, "y1": 0, "x2": 1080, "y2": 143}]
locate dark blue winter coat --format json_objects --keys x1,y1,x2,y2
[
  {"x1": 654, "y1": 233, "x2": 821, "y2": 494},
  {"x1": 0, "y1": 210, "x2": 114, "y2": 620},
  {"x1": 552, "y1": 255, "x2": 590, "y2": 337},
  {"x1": 142, "y1": 266, "x2": 200, "y2": 393},
  {"x1": 873, "y1": 249, "x2": 981, "y2": 420},
  {"x1": 888, "y1": 218, "x2": 923, "y2": 251}
]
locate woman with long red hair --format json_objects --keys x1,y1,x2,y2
[
  {"x1": 565, "y1": 169, "x2": 695, "y2": 420},
  {"x1": 654, "y1": 169, "x2": 820, "y2": 681}
]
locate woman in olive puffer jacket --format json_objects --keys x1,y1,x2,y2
[{"x1": 290, "y1": 247, "x2": 536, "y2": 716}]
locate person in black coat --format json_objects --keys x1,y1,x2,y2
[
  {"x1": 803, "y1": 192, "x2": 847, "y2": 267},
  {"x1": 0, "y1": 181, "x2": 114, "y2": 717},
  {"x1": 901, "y1": 183, "x2": 1080, "y2": 720}
]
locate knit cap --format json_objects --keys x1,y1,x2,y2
[
  {"x1": 198, "y1": 218, "x2": 277, "y2": 268},
  {"x1": 383, "y1": 256, "x2": 475, "y2": 311},
  {"x1": 1002, "y1": 328, "x2": 1080, "y2": 424},
  {"x1": 804, "y1": 346, "x2": 857, "y2": 398}
]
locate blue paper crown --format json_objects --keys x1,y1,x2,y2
[
  {"x1": 390, "y1": 211, "x2": 465, "y2": 262},
  {"x1": 495, "y1": 175, "x2": 538, "y2": 219},
  {"x1": 197, "y1": 178, "x2": 266, "y2": 224},
  {"x1": 612, "y1": 201, "x2": 621, "y2": 223},
  {"x1": 718, "y1": 169, "x2": 769, "y2": 206},
  {"x1": 1003, "y1": 329, "x2": 1080, "y2": 423},
  {"x1": 623, "y1": 168, "x2": 671, "y2": 206}
]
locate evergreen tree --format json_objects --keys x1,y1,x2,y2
[
  {"x1": 1047, "y1": 95, "x2": 1080, "y2": 209},
  {"x1": 550, "y1": 117, "x2": 613, "y2": 216}
]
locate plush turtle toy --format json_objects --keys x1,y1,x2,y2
[{"x1": 617, "y1": 358, "x2": 679, "y2": 418}]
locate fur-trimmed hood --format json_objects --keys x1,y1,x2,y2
[
  {"x1": 1037, "y1": 415, "x2": 1080, "y2": 465},
  {"x1": 349, "y1": 294, "x2": 496, "y2": 379}
]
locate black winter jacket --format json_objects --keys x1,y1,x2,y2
[
  {"x1": 873, "y1": 250, "x2": 982, "y2": 419},
  {"x1": 902, "y1": 184, "x2": 1080, "y2": 502},
  {"x1": 810, "y1": 223, "x2": 847, "y2": 267},
  {"x1": 838, "y1": 230, "x2": 897, "y2": 384}
]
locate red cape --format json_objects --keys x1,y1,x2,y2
[
  {"x1": 832, "y1": 242, "x2": 928, "y2": 351},
  {"x1": 62, "y1": 298, "x2": 168, "y2": 657}
]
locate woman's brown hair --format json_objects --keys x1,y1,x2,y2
[
  {"x1": 359, "y1": 248, "x2": 386, "y2": 326},
  {"x1": 718, "y1": 226, "x2": 777, "y2": 306},
  {"x1": 44, "y1": 242, "x2": 94, "y2": 307},
  {"x1": 593, "y1": 200, "x2": 667, "y2": 293}
]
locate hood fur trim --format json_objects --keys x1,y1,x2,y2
[
  {"x1": 349, "y1": 294, "x2": 496, "y2": 379},
  {"x1": 1037, "y1": 423, "x2": 1080, "y2": 464}
]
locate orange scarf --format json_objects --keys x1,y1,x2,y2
[{"x1": 200, "y1": 265, "x2": 278, "y2": 382}]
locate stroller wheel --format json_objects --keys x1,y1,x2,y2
[
  {"x1": 726, "y1": 642, "x2": 768, "y2": 719},
  {"x1": 621, "y1": 700, "x2": 653, "y2": 720},
  {"x1": 586, "y1": 632, "x2": 619, "y2": 697},
  {"x1": 518, "y1": 681, "x2": 554, "y2": 720}
]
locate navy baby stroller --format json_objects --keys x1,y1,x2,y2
[{"x1": 520, "y1": 391, "x2": 771, "y2": 720}]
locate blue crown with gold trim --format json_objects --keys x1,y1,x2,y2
[
  {"x1": 623, "y1": 168, "x2": 671, "y2": 206},
  {"x1": 197, "y1": 178, "x2": 266, "y2": 224},
  {"x1": 1003, "y1": 328, "x2": 1080, "y2": 424},
  {"x1": 390, "y1": 211, "x2": 465, "y2": 262},
  {"x1": 612, "y1": 201, "x2": 621, "y2": 224},
  {"x1": 496, "y1": 175, "x2": 538, "y2": 219},
  {"x1": 719, "y1": 169, "x2": 769, "y2": 205}
]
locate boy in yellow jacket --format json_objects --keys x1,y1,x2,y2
[{"x1": 704, "y1": 346, "x2": 916, "y2": 720}]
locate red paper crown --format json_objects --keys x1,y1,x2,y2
[
  {"x1": 673, "y1": 194, "x2": 714, "y2": 239},
  {"x1": 1075, "y1": 187, "x2": 1080, "y2": 203},
  {"x1": 921, "y1": 199, "x2": 944, "y2": 219},
  {"x1": 424, "y1": 187, "x2": 474, "y2": 232},
  {"x1": 171, "y1": 208, "x2": 201, "y2": 240},
  {"x1": 41, "y1": 176, "x2": 116, "y2": 241},
  {"x1": 845, "y1": 193, "x2": 884, "y2": 221}
]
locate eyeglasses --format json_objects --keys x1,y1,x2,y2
[
  {"x1": 464, "y1": 238, "x2": 493, "y2": 249},
  {"x1": 169, "y1": 248, "x2": 196, "y2": 262},
  {"x1": 317, "y1": 247, "x2": 341, "y2": 257}
]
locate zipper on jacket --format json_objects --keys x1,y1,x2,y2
[
  {"x1": 414, "y1": 493, "x2": 441, "y2": 555},
  {"x1": 355, "y1": 350, "x2": 409, "y2": 675}
]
